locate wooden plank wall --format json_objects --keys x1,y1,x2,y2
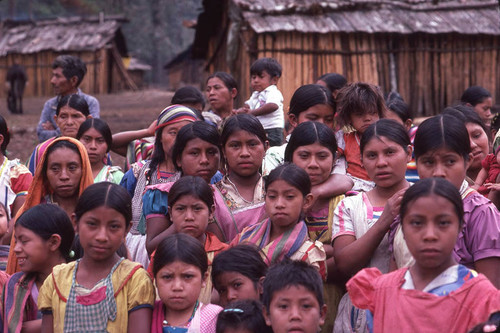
[
  {"x1": 206, "y1": 29, "x2": 500, "y2": 118},
  {"x1": 0, "y1": 49, "x2": 110, "y2": 98}
]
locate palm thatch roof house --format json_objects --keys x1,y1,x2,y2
[
  {"x1": 193, "y1": 0, "x2": 500, "y2": 116},
  {"x1": 0, "y1": 15, "x2": 139, "y2": 98}
]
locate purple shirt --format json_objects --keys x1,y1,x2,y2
[{"x1": 457, "y1": 190, "x2": 500, "y2": 267}]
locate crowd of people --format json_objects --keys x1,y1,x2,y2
[{"x1": 0, "y1": 54, "x2": 499, "y2": 333}]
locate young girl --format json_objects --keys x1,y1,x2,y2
[
  {"x1": 212, "y1": 114, "x2": 267, "y2": 241},
  {"x1": 211, "y1": 244, "x2": 267, "y2": 307},
  {"x1": 332, "y1": 119, "x2": 411, "y2": 332},
  {"x1": 148, "y1": 176, "x2": 228, "y2": 303},
  {"x1": 77, "y1": 118, "x2": 124, "y2": 184},
  {"x1": 216, "y1": 299, "x2": 272, "y2": 333},
  {"x1": 0, "y1": 115, "x2": 32, "y2": 221},
  {"x1": 335, "y1": 82, "x2": 387, "y2": 191},
  {"x1": 284, "y1": 121, "x2": 344, "y2": 331},
  {"x1": 38, "y1": 182, "x2": 155, "y2": 332},
  {"x1": 392, "y1": 114, "x2": 500, "y2": 288},
  {"x1": 443, "y1": 106, "x2": 490, "y2": 183},
  {"x1": 120, "y1": 105, "x2": 199, "y2": 268},
  {"x1": 348, "y1": 178, "x2": 500, "y2": 333},
  {"x1": 262, "y1": 84, "x2": 353, "y2": 210},
  {"x1": 1, "y1": 204, "x2": 74, "y2": 333},
  {"x1": 385, "y1": 93, "x2": 419, "y2": 183},
  {"x1": 6, "y1": 137, "x2": 94, "y2": 274},
  {"x1": 152, "y1": 233, "x2": 223, "y2": 333},
  {"x1": 263, "y1": 84, "x2": 336, "y2": 174},
  {"x1": 231, "y1": 163, "x2": 326, "y2": 279},
  {"x1": 144, "y1": 120, "x2": 223, "y2": 254}
]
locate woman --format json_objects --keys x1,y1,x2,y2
[
  {"x1": 443, "y1": 106, "x2": 490, "y2": 183},
  {"x1": 120, "y1": 105, "x2": 199, "y2": 269},
  {"x1": 332, "y1": 119, "x2": 412, "y2": 332},
  {"x1": 6, "y1": 137, "x2": 94, "y2": 274},
  {"x1": 205, "y1": 72, "x2": 238, "y2": 126},
  {"x1": 212, "y1": 114, "x2": 267, "y2": 242}
]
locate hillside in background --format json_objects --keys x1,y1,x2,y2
[{"x1": 0, "y1": 0, "x2": 202, "y2": 86}]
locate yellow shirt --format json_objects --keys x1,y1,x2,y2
[{"x1": 38, "y1": 259, "x2": 155, "y2": 332}]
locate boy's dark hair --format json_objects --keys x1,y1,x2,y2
[
  {"x1": 250, "y1": 58, "x2": 282, "y2": 79},
  {"x1": 216, "y1": 299, "x2": 273, "y2": 333},
  {"x1": 262, "y1": 260, "x2": 324, "y2": 312},
  {"x1": 212, "y1": 244, "x2": 268, "y2": 290},
  {"x1": 52, "y1": 55, "x2": 87, "y2": 87}
]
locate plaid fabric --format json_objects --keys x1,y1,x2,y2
[{"x1": 63, "y1": 258, "x2": 123, "y2": 332}]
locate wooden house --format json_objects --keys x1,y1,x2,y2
[
  {"x1": 164, "y1": 45, "x2": 204, "y2": 91},
  {"x1": 193, "y1": 0, "x2": 500, "y2": 116},
  {"x1": 0, "y1": 15, "x2": 138, "y2": 98}
]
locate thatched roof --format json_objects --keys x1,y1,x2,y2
[
  {"x1": 0, "y1": 16, "x2": 127, "y2": 57},
  {"x1": 233, "y1": 0, "x2": 500, "y2": 35}
]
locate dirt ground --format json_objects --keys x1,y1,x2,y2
[{"x1": 0, "y1": 89, "x2": 174, "y2": 168}]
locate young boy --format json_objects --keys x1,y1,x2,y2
[
  {"x1": 262, "y1": 260, "x2": 327, "y2": 333},
  {"x1": 239, "y1": 58, "x2": 284, "y2": 147}
]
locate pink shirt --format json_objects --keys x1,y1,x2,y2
[{"x1": 348, "y1": 267, "x2": 500, "y2": 333}]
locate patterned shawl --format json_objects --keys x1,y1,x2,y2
[
  {"x1": 6, "y1": 137, "x2": 94, "y2": 274},
  {"x1": 235, "y1": 218, "x2": 309, "y2": 265}
]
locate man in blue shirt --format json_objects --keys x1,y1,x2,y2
[{"x1": 37, "y1": 55, "x2": 100, "y2": 142}]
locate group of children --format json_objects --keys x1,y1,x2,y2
[{"x1": 0, "y1": 55, "x2": 498, "y2": 333}]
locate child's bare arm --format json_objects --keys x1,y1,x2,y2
[
  {"x1": 111, "y1": 120, "x2": 157, "y2": 156},
  {"x1": 146, "y1": 216, "x2": 175, "y2": 255},
  {"x1": 22, "y1": 319, "x2": 42, "y2": 333},
  {"x1": 128, "y1": 308, "x2": 152, "y2": 333},
  {"x1": 333, "y1": 187, "x2": 407, "y2": 276},
  {"x1": 311, "y1": 174, "x2": 354, "y2": 201},
  {"x1": 41, "y1": 314, "x2": 54, "y2": 333},
  {"x1": 472, "y1": 167, "x2": 489, "y2": 190},
  {"x1": 250, "y1": 103, "x2": 278, "y2": 117},
  {"x1": 474, "y1": 257, "x2": 500, "y2": 288}
]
